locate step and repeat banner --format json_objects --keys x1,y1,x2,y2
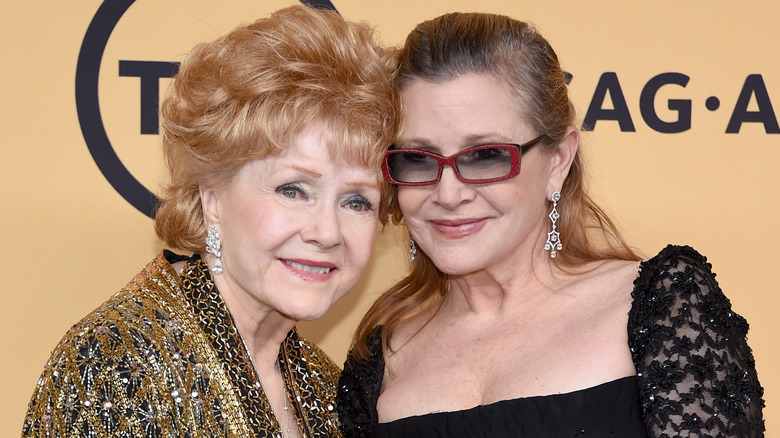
[{"x1": 2, "y1": 1, "x2": 777, "y2": 435}]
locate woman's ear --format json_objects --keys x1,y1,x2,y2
[
  {"x1": 547, "y1": 125, "x2": 579, "y2": 195},
  {"x1": 200, "y1": 186, "x2": 221, "y2": 226}
]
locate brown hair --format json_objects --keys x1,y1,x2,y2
[
  {"x1": 352, "y1": 12, "x2": 639, "y2": 359},
  {"x1": 154, "y1": 5, "x2": 399, "y2": 252}
]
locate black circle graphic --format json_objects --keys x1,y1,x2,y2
[
  {"x1": 76, "y1": 0, "x2": 337, "y2": 218},
  {"x1": 76, "y1": 0, "x2": 155, "y2": 217}
]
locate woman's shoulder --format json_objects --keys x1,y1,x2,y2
[
  {"x1": 626, "y1": 245, "x2": 764, "y2": 437},
  {"x1": 642, "y1": 244, "x2": 710, "y2": 271},
  {"x1": 337, "y1": 326, "x2": 385, "y2": 438},
  {"x1": 586, "y1": 257, "x2": 642, "y2": 282},
  {"x1": 53, "y1": 255, "x2": 177, "y2": 344},
  {"x1": 569, "y1": 244, "x2": 709, "y2": 289},
  {"x1": 342, "y1": 325, "x2": 384, "y2": 370},
  {"x1": 31, "y1": 252, "x2": 187, "y2": 386},
  {"x1": 23, "y1": 256, "x2": 190, "y2": 436},
  {"x1": 562, "y1": 257, "x2": 640, "y2": 308},
  {"x1": 293, "y1": 332, "x2": 342, "y2": 383},
  {"x1": 628, "y1": 243, "x2": 749, "y2": 353},
  {"x1": 632, "y1": 244, "x2": 722, "y2": 302}
]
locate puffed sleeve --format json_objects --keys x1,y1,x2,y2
[{"x1": 629, "y1": 245, "x2": 764, "y2": 437}]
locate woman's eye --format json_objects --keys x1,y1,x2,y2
[
  {"x1": 462, "y1": 147, "x2": 505, "y2": 163},
  {"x1": 276, "y1": 184, "x2": 306, "y2": 199},
  {"x1": 345, "y1": 195, "x2": 374, "y2": 212},
  {"x1": 400, "y1": 152, "x2": 432, "y2": 166}
]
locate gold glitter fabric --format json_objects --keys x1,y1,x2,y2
[{"x1": 22, "y1": 251, "x2": 343, "y2": 437}]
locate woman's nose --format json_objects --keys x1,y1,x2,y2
[
  {"x1": 431, "y1": 166, "x2": 476, "y2": 210},
  {"x1": 300, "y1": 203, "x2": 341, "y2": 248}
]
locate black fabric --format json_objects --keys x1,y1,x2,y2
[
  {"x1": 374, "y1": 376, "x2": 645, "y2": 437},
  {"x1": 337, "y1": 245, "x2": 765, "y2": 437},
  {"x1": 628, "y1": 245, "x2": 764, "y2": 437}
]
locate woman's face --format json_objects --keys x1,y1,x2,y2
[
  {"x1": 203, "y1": 124, "x2": 381, "y2": 322},
  {"x1": 396, "y1": 74, "x2": 554, "y2": 276}
]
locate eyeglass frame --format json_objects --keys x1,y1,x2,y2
[{"x1": 381, "y1": 134, "x2": 549, "y2": 186}]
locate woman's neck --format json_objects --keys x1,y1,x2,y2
[{"x1": 444, "y1": 255, "x2": 561, "y2": 317}]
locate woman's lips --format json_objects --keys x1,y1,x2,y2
[
  {"x1": 281, "y1": 259, "x2": 337, "y2": 281},
  {"x1": 430, "y1": 218, "x2": 487, "y2": 239}
]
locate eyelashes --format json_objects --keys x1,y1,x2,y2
[
  {"x1": 345, "y1": 195, "x2": 374, "y2": 212},
  {"x1": 275, "y1": 184, "x2": 376, "y2": 213},
  {"x1": 276, "y1": 183, "x2": 307, "y2": 200}
]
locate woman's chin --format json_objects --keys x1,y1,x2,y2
[{"x1": 283, "y1": 304, "x2": 333, "y2": 323}]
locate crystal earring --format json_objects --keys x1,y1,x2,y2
[
  {"x1": 205, "y1": 225, "x2": 223, "y2": 274},
  {"x1": 544, "y1": 191, "x2": 562, "y2": 259},
  {"x1": 409, "y1": 237, "x2": 417, "y2": 261}
]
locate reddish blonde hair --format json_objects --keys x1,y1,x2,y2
[
  {"x1": 154, "y1": 5, "x2": 399, "y2": 252},
  {"x1": 352, "y1": 12, "x2": 640, "y2": 360}
]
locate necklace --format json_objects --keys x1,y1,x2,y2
[
  {"x1": 278, "y1": 361, "x2": 292, "y2": 437},
  {"x1": 247, "y1": 350, "x2": 295, "y2": 438}
]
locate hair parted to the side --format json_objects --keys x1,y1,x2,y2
[
  {"x1": 351, "y1": 12, "x2": 640, "y2": 360},
  {"x1": 154, "y1": 5, "x2": 399, "y2": 252}
]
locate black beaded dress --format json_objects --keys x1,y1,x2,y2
[{"x1": 337, "y1": 245, "x2": 764, "y2": 437}]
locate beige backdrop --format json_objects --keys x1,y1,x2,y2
[{"x1": 2, "y1": 1, "x2": 777, "y2": 436}]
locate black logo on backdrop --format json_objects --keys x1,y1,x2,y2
[
  {"x1": 581, "y1": 72, "x2": 779, "y2": 133},
  {"x1": 76, "y1": 0, "x2": 336, "y2": 218},
  {"x1": 77, "y1": 1, "x2": 776, "y2": 218}
]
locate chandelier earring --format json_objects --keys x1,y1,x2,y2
[
  {"x1": 409, "y1": 237, "x2": 417, "y2": 261},
  {"x1": 544, "y1": 191, "x2": 563, "y2": 259},
  {"x1": 205, "y1": 225, "x2": 223, "y2": 274}
]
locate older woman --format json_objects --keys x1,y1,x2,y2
[
  {"x1": 23, "y1": 5, "x2": 397, "y2": 437},
  {"x1": 338, "y1": 12, "x2": 764, "y2": 438}
]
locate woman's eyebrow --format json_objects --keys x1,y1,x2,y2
[{"x1": 289, "y1": 165, "x2": 323, "y2": 178}]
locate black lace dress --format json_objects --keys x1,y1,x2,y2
[{"x1": 337, "y1": 245, "x2": 765, "y2": 437}]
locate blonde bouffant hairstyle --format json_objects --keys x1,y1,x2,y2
[
  {"x1": 351, "y1": 12, "x2": 640, "y2": 359},
  {"x1": 154, "y1": 5, "x2": 399, "y2": 252}
]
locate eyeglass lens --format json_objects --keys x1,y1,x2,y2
[{"x1": 386, "y1": 145, "x2": 515, "y2": 184}]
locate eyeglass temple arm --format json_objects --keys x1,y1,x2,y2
[{"x1": 517, "y1": 134, "x2": 549, "y2": 153}]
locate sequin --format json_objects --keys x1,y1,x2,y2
[
  {"x1": 628, "y1": 245, "x2": 764, "y2": 437},
  {"x1": 22, "y1": 252, "x2": 344, "y2": 437},
  {"x1": 338, "y1": 245, "x2": 764, "y2": 437}
]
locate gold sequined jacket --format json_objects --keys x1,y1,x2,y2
[{"x1": 22, "y1": 251, "x2": 343, "y2": 437}]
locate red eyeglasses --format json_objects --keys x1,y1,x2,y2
[{"x1": 382, "y1": 135, "x2": 548, "y2": 186}]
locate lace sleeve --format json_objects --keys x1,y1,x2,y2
[
  {"x1": 337, "y1": 327, "x2": 384, "y2": 438},
  {"x1": 629, "y1": 245, "x2": 764, "y2": 437}
]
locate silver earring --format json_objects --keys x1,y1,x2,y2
[
  {"x1": 409, "y1": 237, "x2": 417, "y2": 261},
  {"x1": 544, "y1": 191, "x2": 562, "y2": 259},
  {"x1": 206, "y1": 225, "x2": 223, "y2": 274}
]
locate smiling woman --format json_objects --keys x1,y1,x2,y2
[
  {"x1": 22, "y1": 4, "x2": 397, "y2": 438},
  {"x1": 337, "y1": 11, "x2": 764, "y2": 438},
  {"x1": 199, "y1": 124, "x2": 382, "y2": 323}
]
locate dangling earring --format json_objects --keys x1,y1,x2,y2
[
  {"x1": 205, "y1": 225, "x2": 223, "y2": 274},
  {"x1": 544, "y1": 191, "x2": 562, "y2": 259},
  {"x1": 409, "y1": 237, "x2": 417, "y2": 261}
]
